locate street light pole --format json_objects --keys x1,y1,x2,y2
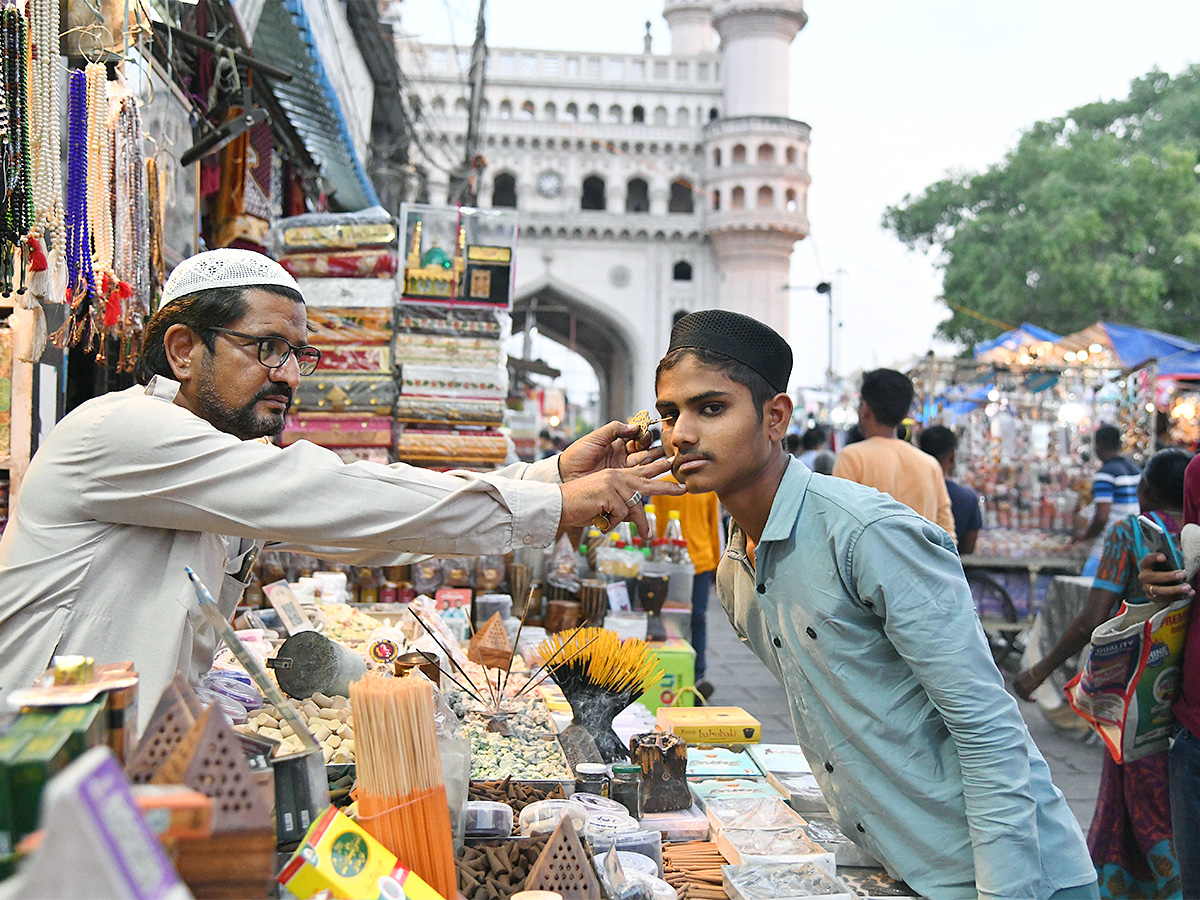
[{"x1": 816, "y1": 280, "x2": 833, "y2": 390}]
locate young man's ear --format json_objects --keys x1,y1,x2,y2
[{"x1": 766, "y1": 392, "x2": 793, "y2": 441}]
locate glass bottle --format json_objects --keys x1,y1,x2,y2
[
  {"x1": 574, "y1": 762, "x2": 609, "y2": 797},
  {"x1": 609, "y1": 764, "x2": 643, "y2": 818},
  {"x1": 663, "y1": 511, "x2": 685, "y2": 563}
]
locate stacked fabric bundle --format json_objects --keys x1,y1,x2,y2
[{"x1": 268, "y1": 207, "x2": 399, "y2": 280}]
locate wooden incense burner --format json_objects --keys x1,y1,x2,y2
[{"x1": 630, "y1": 731, "x2": 691, "y2": 813}]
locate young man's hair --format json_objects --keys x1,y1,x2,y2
[
  {"x1": 1094, "y1": 423, "x2": 1122, "y2": 454},
  {"x1": 785, "y1": 433, "x2": 802, "y2": 455},
  {"x1": 134, "y1": 284, "x2": 305, "y2": 385},
  {"x1": 917, "y1": 424, "x2": 957, "y2": 463},
  {"x1": 860, "y1": 368, "x2": 914, "y2": 427},
  {"x1": 655, "y1": 347, "x2": 777, "y2": 423},
  {"x1": 801, "y1": 425, "x2": 827, "y2": 451},
  {"x1": 1143, "y1": 447, "x2": 1192, "y2": 506}
]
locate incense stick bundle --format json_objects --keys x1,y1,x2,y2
[
  {"x1": 535, "y1": 627, "x2": 663, "y2": 762},
  {"x1": 350, "y1": 673, "x2": 457, "y2": 900}
]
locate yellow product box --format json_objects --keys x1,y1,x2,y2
[
  {"x1": 278, "y1": 806, "x2": 445, "y2": 900},
  {"x1": 657, "y1": 706, "x2": 762, "y2": 744}
]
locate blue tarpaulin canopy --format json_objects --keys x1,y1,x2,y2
[
  {"x1": 1056, "y1": 322, "x2": 1199, "y2": 369},
  {"x1": 973, "y1": 323, "x2": 1063, "y2": 361}
]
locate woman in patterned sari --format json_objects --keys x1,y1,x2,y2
[{"x1": 1016, "y1": 447, "x2": 1193, "y2": 899}]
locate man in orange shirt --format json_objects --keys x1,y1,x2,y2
[
  {"x1": 832, "y1": 368, "x2": 955, "y2": 540},
  {"x1": 653, "y1": 479, "x2": 722, "y2": 698}
]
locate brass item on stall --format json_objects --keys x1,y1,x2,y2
[
  {"x1": 627, "y1": 410, "x2": 664, "y2": 442},
  {"x1": 393, "y1": 650, "x2": 442, "y2": 684}
]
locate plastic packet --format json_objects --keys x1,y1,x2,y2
[
  {"x1": 441, "y1": 557, "x2": 475, "y2": 588},
  {"x1": 547, "y1": 534, "x2": 582, "y2": 593},
  {"x1": 475, "y1": 555, "x2": 505, "y2": 591},
  {"x1": 413, "y1": 559, "x2": 443, "y2": 595}
]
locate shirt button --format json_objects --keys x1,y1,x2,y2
[
  {"x1": 772, "y1": 637, "x2": 781, "y2": 647},
  {"x1": 856, "y1": 823, "x2": 865, "y2": 833},
  {"x1": 806, "y1": 626, "x2": 817, "y2": 640},
  {"x1": 825, "y1": 761, "x2": 834, "y2": 773},
  {"x1": 756, "y1": 583, "x2": 766, "y2": 594}
]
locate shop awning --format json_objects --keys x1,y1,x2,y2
[
  {"x1": 249, "y1": 0, "x2": 379, "y2": 210},
  {"x1": 1156, "y1": 347, "x2": 1200, "y2": 380},
  {"x1": 973, "y1": 323, "x2": 1062, "y2": 364},
  {"x1": 1056, "y1": 322, "x2": 1199, "y2": 370}
]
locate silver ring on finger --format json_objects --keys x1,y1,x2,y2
[
  {"x1": 1148, "y1": 585, "x2": 1156, "y2": 598},
  {"x1": 625, "y1": 490, "x2": 642, "y2": 509}
]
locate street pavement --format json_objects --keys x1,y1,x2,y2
[{"x1": 700, "y1": 600, "x2": 1105, "y2": 834}]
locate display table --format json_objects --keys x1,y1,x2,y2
[
  {"x1": 960, "y1": 553, "x2": 1086, "y2": 669},
  {"x1": 1020, "y1": 575, "x2": 1094, "y2": 735}
]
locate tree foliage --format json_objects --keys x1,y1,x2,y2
[{"x1": 884, "y1": 66, "x2": 1200, "y2": 349}]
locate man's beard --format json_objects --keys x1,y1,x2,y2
[{"x1": 195, "y1": 366, "x2": 292, "y2": 440}]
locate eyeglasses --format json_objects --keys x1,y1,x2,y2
[{"x1": 209, "y1": 327, "x2": 323, "y2": 376}]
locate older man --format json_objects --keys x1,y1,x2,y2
[{"x1": 0, "y1": 249, "x2": 680, "y2": 725}]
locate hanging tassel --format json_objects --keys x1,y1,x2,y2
[
  {"x1": 49, "y1": 247, "x2": 67, "y2": 305},
  {"x1": 23, "y1": 235, "x2": 50, "y2": 311},
  {"x1": 16, "y1": 304, "x2": 48, "y2": 364}
]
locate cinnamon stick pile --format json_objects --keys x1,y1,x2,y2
[{"x1": 663, "y1": 840, "x2": 728, "y2": 900}]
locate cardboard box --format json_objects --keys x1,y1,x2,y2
[
  {"x1": 658, "y1": 706, "x2": 762, "y2": 743},
  {"x1": 132, "y1": 784, "x2": 213, "y2": 841},
  {"x1": 0, "y1": 726, "x2": 40, "y2": 876},
  {"x1": 637, "y1": 639, "x2": 696, "y2": 711},
  {"x1": 278, "y1": 806, "x2": 444, "y2": 900},
  {"x1": 8, "y1": 729, "x2": 72, "y2": 840},
  {"x1": 53, "y1": 699, "x2": 108, "y2": 758}
]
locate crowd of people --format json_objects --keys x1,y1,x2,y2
[{"x1": 3, "y1": 247, "x2": 1198, "y2": 896}]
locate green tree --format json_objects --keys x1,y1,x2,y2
[{"x1": 884, "y1": 65, "x2": 1200, "y2": 349}]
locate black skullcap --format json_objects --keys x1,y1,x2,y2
[{"x1": 668, "y1": 309, "x2": 792, "y2": 393}]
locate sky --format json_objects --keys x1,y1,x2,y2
[{"x1": 401, "y1": 0, "x2": 1200, "y2": 394}]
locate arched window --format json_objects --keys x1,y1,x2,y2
[
  {"x1": 431, "y1": 96, "x2": 445, "y2": 113},
  {"x1": 608, "y1": 104, "x2": 623, "y2": 124},
  {"x1": 454, "y1": 97, "x2": 468, "y2": 114},
  {"x1": 731, "y1": 186, "x2": 745, "y2": 209},
  {"x1": 732, "y1": 144, "x2": 746, "y2": 163},
  {"x1": 785, "y1": 188, "x2": 798, "y2": 212},
  {"x1": 586, "y1": 103, "x2": 600, "y2": 122},
  {"x1": 520, "y1": 100, "x2": 536, "y2": 120},
  {"x1": 673, "y1": 261, "x2": 693, "y2": 281},
  {"x1": 786, "y1": 145, "x2": 797, "y2": 164},
  {"x1": 582, "y1": 175, "x2": 607, "y2": 210},
  {"x1": 654, "y1": 106, "x2": 668, "y2": 125},
  {"x1": 712, "y1": 148, "x2": 722, "y2": 167},
  {"x1": 492, "y1": 172, "x2": 517, "y2": 208},
  {"x1": 544, "y1": 101, "x2": 558, "y2": 120},
  {"x1": 565, "y1": 102, "x2": 579, "y2": 122},
  {"x1": 675, "y1": 107, "x2": 689, "y2": 126},
  {"x1": 712, "y1": 189, "x2": 720, "y2": 211},
  {"x1": 708, "y1": 107, "x2": 719, "y2": 121},
  {"x1": 632, "y1": 105, "x2": 645, "y2": 124},
  {"x1": 499, "y1": 99, "x2": 513, "y2": 119},
  {"x1": 625, "y1": 178, "x2": 650, "y2": 213},
  {"x1": 668, "y1": 179, "x2": 694, "y2": 214},
  {"x1": 757, "y1": 143, "x2": 775, "y2": 164},
  {"x1": 757, "y1": 185, "x2": 774, "y2": 208}
]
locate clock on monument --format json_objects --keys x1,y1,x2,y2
[{"x1": 537, "y1": 171, "x2": 562, "y2": 198}]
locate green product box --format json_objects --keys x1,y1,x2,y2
[
  {"x1": 9, "y1": 729, "x2": 72, "y2": 841},
  {"x1": 52, "y1": 699, "x2": 108, "y2": 758},
  {"x1": 637, "y1": 639, "x2": 696, "y2": 711},
  {"x1": 0, "y1": 727, "x2": 40, "y2": 877},
  {"x1": 6, "y1": 709, "x2": 57, "y2": 738}
]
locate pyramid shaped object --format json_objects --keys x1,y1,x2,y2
[
  {"x1": 124, "y1": 675, "x2": 203, "y2": 784},
  {"x1": 467, "y1": 611, "x2": 514, "y2": 671},
  {"x1": 524, "y1": 814, "x2": 604, "y2": 899},
  {"x1": 152, "y1": 705, "x2": 270, "y2": 832}
]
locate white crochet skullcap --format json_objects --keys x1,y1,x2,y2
[{"x1": 161, "y1": 248, "x2": 302, "y2": 304}]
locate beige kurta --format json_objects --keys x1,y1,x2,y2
[{"x1": 0, "y1": 377, "x2": 562, "y2": 729}]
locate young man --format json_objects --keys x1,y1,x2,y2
[
  {"x1": 0, "y1": 249, "x2": 681, "y2": 727},
  {"x1": 1075, "y1": 424, "x2": 1141, "y2": 577},
  {"x1": 918, "y1": 424, "x2": 983, "y2": 554},
  {"x1": 654, "y1": 310, "x2": 1095, "y2": 899},
  {"x1": 832, "y1": 368, "x2": 955, "y2": 538}
]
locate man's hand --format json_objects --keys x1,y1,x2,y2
[
  {"x1": 559, "y1": 454, "x2": 685, "y2": 538},
  {"x1": 558, "y1": 420, "x2": 661, "y2": 481},
  {"x1": 1137, "y1": 551, "x2": 1194, "y2": 602}
]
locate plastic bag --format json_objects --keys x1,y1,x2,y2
[{"x1": 1066, "y1": 595, "x2": 1192, "y2": 763}]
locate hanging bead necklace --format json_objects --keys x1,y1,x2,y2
[
  {"x1": 0, "y1": 5, "x2": 33, "y2": 300},
  {"x1": 28, "y1": 0, "x2": 63, "y2": 263},
  {"x1": 60, "y1": 67, "x2": 97, "y2": 351},
  {"x1": 112, "y1": 85, "x2": 148, "y2": 371}
]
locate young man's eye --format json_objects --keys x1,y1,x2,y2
[{"x1": 702, "y1": 403, "x2": 723, "y2": 415}]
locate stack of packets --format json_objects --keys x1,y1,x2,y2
[
  {"x1": 270, "y1": 208, "x2": 400, "y2": 279},
  {"x1": 284, "y1": 305, "x2": 397, "y2": 465}
]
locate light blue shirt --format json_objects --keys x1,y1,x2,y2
[{"x1": 717, "y1": 459, "x2": 1093, "y2": 899}]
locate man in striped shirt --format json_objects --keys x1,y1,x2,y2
[{"x1": 1075, "y1": 423, "x2": 1141, "y2": 577}]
